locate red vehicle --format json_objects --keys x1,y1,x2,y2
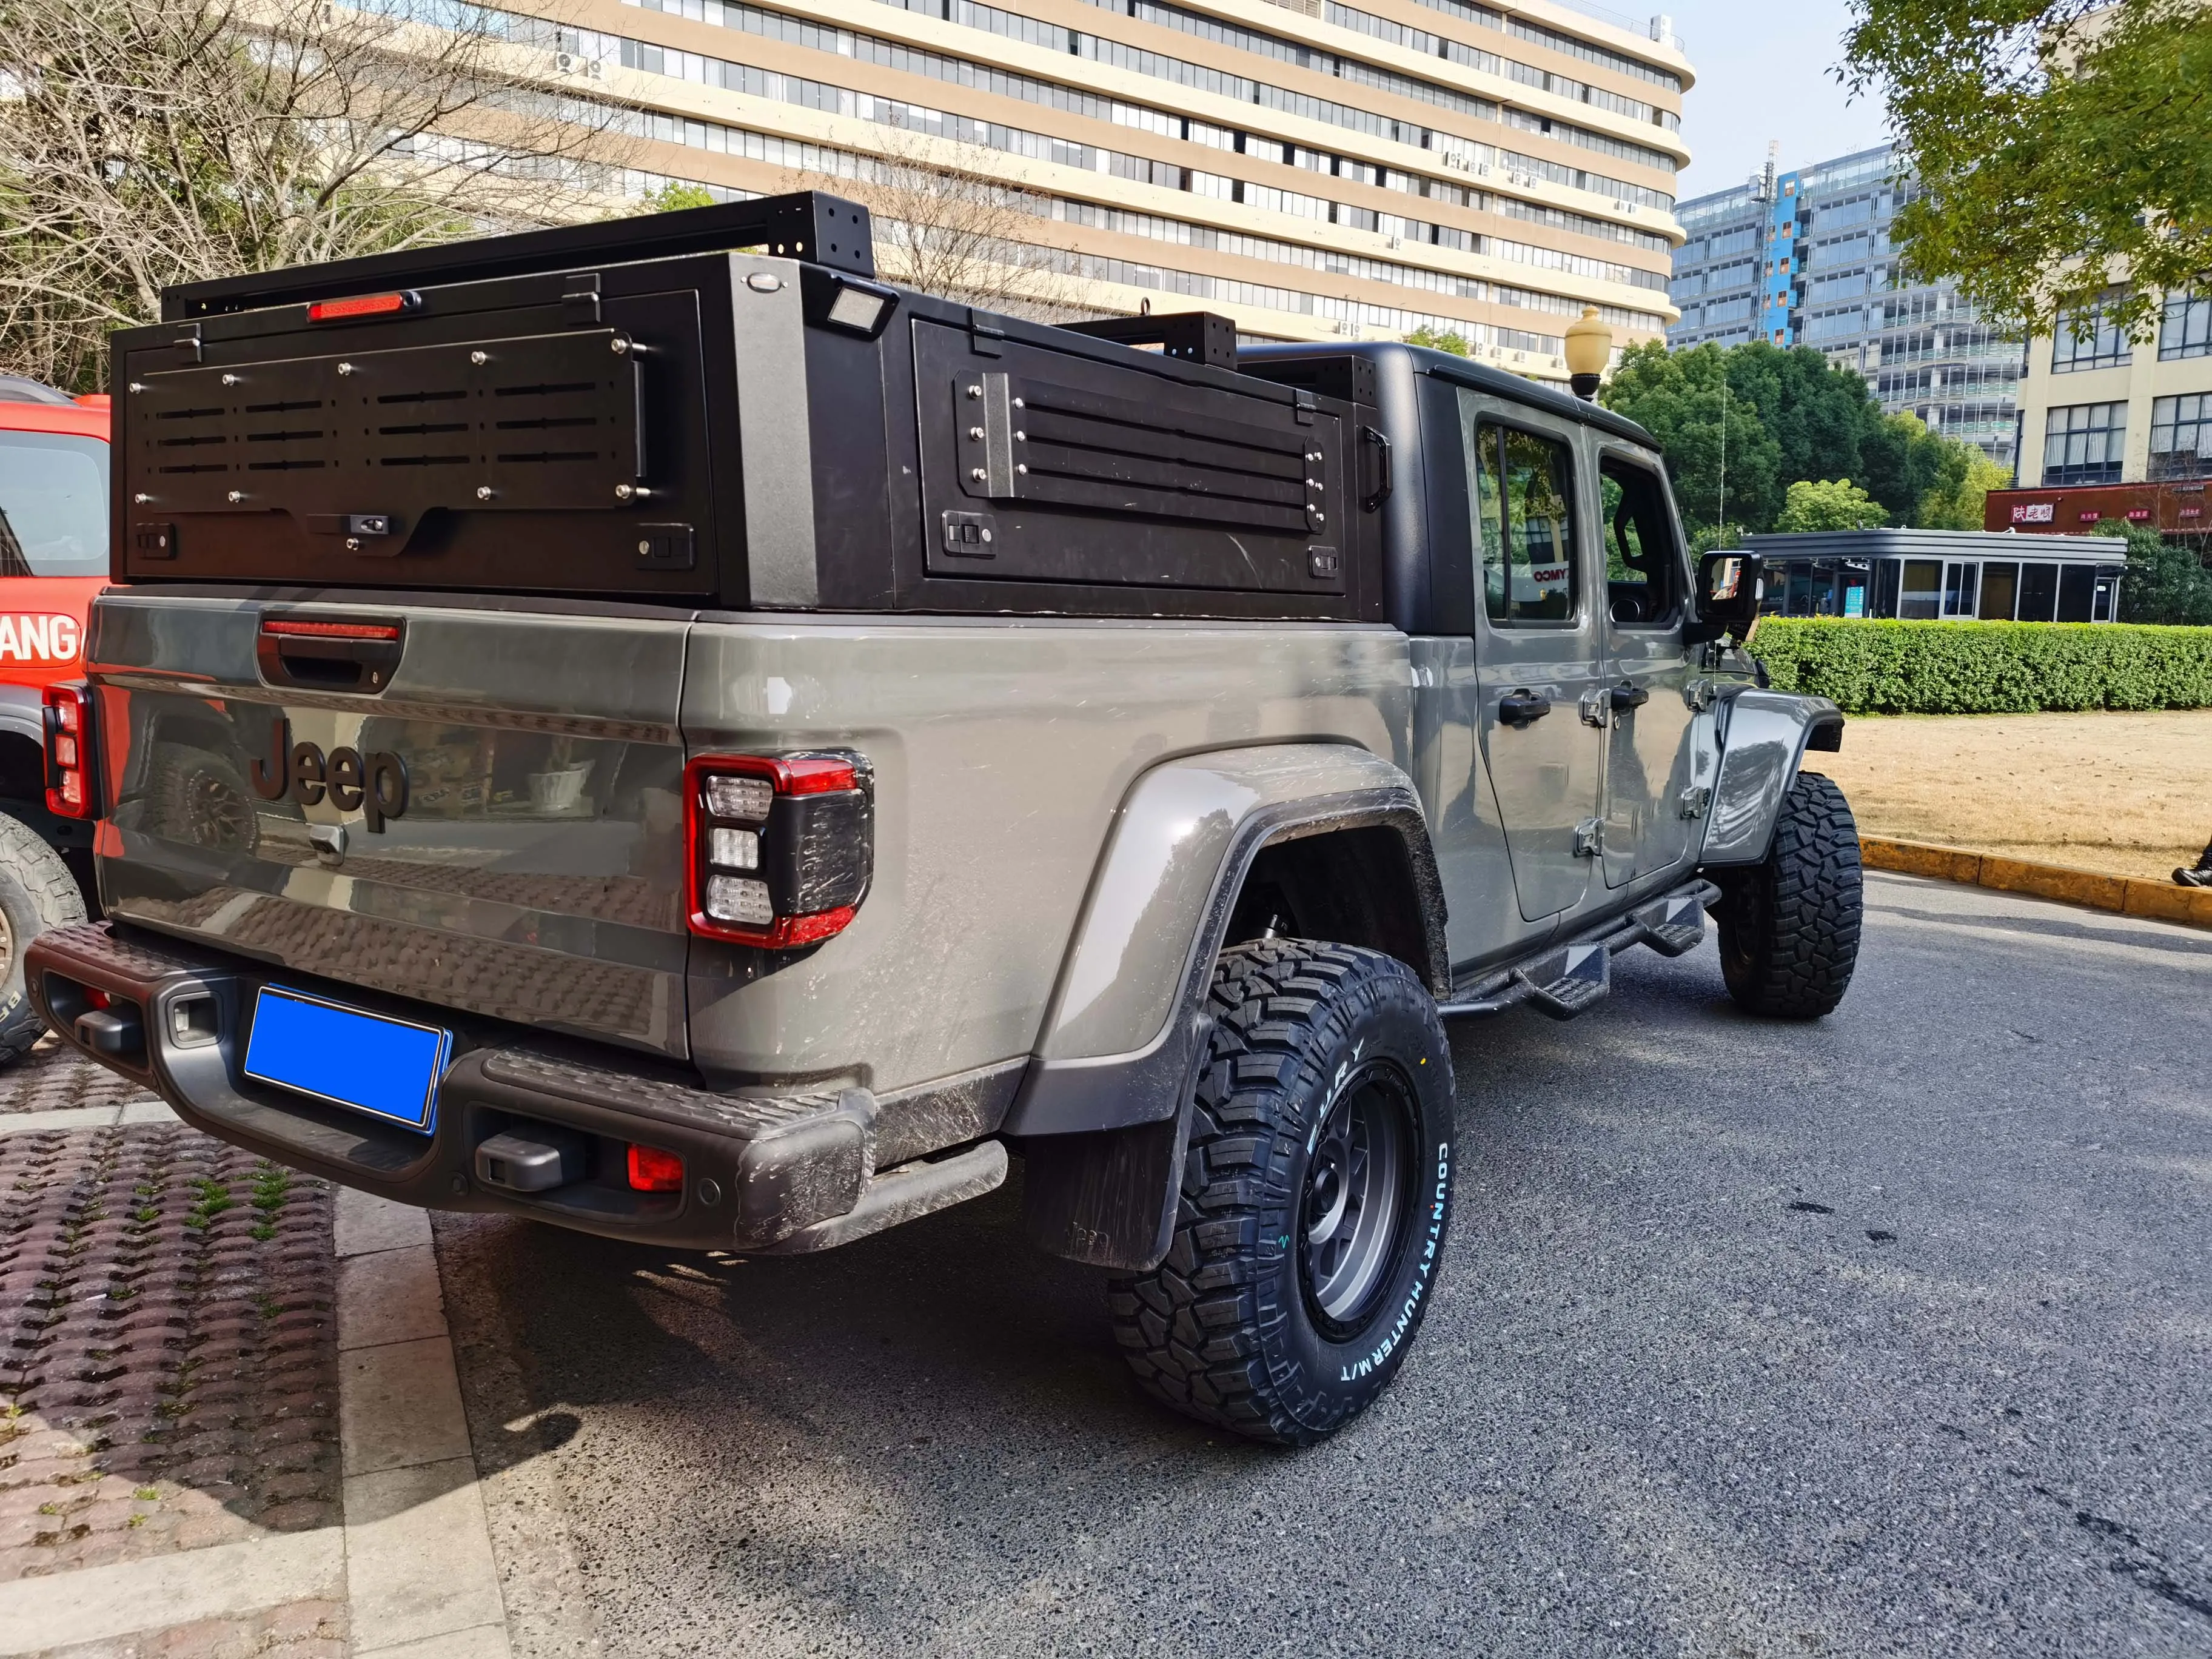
[{"x1": 0, "y1": 377, "x2": 110, "y2": 1062}]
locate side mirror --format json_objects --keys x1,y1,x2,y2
[{"x1": 1685, "y1": 551, "x2": 1763, "y2": 644}]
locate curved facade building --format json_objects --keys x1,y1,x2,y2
[{"x1": 524, "y1": 0, "x2": 1689, "y2": 381}]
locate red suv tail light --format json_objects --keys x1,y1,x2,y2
[
  {"x1": 683, "y1": 752, "x2": 871, "y2": 948},
  {"x1": 42, "y1": 684, "x2": 96, "y2": 820}
]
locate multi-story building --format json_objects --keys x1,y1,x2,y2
[
  {"x1": 1667, "y1": 144, "x2": 2020, "y2": 471},
  {"x1": 514, "y1": 0, "x2": 1690, "y2": 383},
  {"x1": 1985, "y1": 290, "x2": 2212, "y2": 538}
]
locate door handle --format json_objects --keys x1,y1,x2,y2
[
  {"x1": 1497, "y1": 690, "x2": 1552, "y2": 727},
  {"x1": 1609, "y1": 680, "x2": 1651, "y2": 712}
]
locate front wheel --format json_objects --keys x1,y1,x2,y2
[
  {"x1": 1108, "y1": 940, "x2": 1456, "y2": 1446},
  {"x1": 1712, "y1": 769, "x2": 1863, "y2": 1019}
]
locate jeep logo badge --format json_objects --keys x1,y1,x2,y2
[{"x1": 250, "y1": 719, "x2": 409, "y2": 831}]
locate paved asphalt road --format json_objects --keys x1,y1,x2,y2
[{"x1": 434, "y1": 872, "x2": 2211, "y2": 1658}]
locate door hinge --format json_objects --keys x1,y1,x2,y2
[
  {"x1": 1577, "y1": 687, "x2": 1610, "y2": 728},
  {"x1": 1683, "y1": 678, "x2": 1716, "y2": 711},
  {"x1": 1677, "y1": 785, "x2": 1712, "y2": 820},
  {"x1": 1572, "y1": 816, "x2": 1603, "y2": 857}
]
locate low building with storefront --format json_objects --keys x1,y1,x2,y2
[
  {"x1": 1987, "y1": 288, "x2": 2212, "y2": 542},
  {"x1": 1744, "y1": 528, "x2": 2125, "y2": 622}
]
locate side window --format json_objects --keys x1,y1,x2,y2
[
  {"x1": 1597, "y1": 455, "x2": 1683, "y2": 628},
  {"x1": 1461, "y1": 392, "x2": 1579, "y2": 624}
]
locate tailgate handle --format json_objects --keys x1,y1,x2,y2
[{"x1": 256, "y1": 616, "x2": 404, "y2": 692}]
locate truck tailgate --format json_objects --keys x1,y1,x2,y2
[{"x1": 89, "y1": 592, "x2": 694, "y2": 1058}]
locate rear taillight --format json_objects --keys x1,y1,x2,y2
[
  {"x1": 684, "y1": 753, "x2": 871, "y2": 948},
  {"x1": 42, "y1": 684, "x2": 96, "y2": 820}
]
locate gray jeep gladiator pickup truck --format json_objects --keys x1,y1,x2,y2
[{"x1": 30, "y1": 193, "x2": 1860, "y2": 1444}]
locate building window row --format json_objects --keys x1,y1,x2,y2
[
  {"x1": 618, "y1": 0, "x2": 1680, "y2": 235},
  {"x1": 873, "y1": 0, "x2": 1679, "y2": 192},
  {"x1": 610, "y1": 27, "x2": 1667, "y2": 295},
  {"x1": 1312, "y1": 2, "x2": 1676, "y2": 130},
  {"x1": 1043, "y1": 0, "x2": 1684, "y2": 172},
  {"x1": 2042, "y1": 401, "x2": 2127, "y2": 486},
  {"x1": 2160, "y1": 292, "x2": 2211, "y2": 361},
  {"x1": 2051, "y1": 290, "x2": 2131, "y2": 372},
  {"x1": 594, "y1": 79, "x2": 1664, "y2": 337},
  {"x1": 2150, "y1": 394, "x2": 2210, "y2": 480}
]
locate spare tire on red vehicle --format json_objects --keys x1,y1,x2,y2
[{"x1": 0, "y1": 811, "x2": 87, "y2": 1065}]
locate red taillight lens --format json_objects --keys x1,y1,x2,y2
[
  {"x1": 684, "y1": 753, "x2": 871, "y2": 950},
  {"x1": 626, "y1": 1144, "x2": 685, "y2": 1193},
  {"x1": 42, "y1": 684, "x2": 96, "y2": 821},
  {"x1": 306, "y1": 290, "x2": 417, "y2": 323}
]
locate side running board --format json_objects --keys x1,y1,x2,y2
[{"x1": 1436, "y1": 879, "x2": 1718, "y2": 1022}]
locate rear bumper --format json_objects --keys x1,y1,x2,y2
[{"x1": 24, "y1": 922, "x2": 1004, "y2": 1252}]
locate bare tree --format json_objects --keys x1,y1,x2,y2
[
  {"x1": 0, "y1": 0, "x2": 637, "y2": 389},
  {"x1": 809, "y1": 125, "x2": 1090, "y2": 320}
]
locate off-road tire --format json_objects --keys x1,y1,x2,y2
[
  {"x1": 1108, "y1": 939, "x2": 1456, "y2": 1446},
  {"x1": 149, "y1": 746, "x2": 258, "y2": 854},
  {"x1": 0, "y1": 813, "x2": 87, "y2": 1065},
  {"x1": 1714, "y1": 769, "x2": 1862, "y2": 1019}
]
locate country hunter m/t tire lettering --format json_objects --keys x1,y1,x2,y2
[
  {"x1": 1713, "y1": 769, "x2": 1863, "y2": 1020},
  {"x1": 1109, "y1": 939, "x2": 1456, "y2": 1446}
]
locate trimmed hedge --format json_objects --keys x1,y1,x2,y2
[{"x1": 1750, "y1": 617, "x2": 2212, "y2": 714}]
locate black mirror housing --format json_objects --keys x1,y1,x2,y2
[{"x1": 1685, "y1": 551, "x2": 1764, "y2": 644}]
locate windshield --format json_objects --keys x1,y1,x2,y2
[{"x1": 0, "y1": 431, "x2": 109, "y2": 577}]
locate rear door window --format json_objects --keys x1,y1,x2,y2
[
  {"x1": 0, "y1": 432, "x2": 108, "y2": 577},
  {"x1": 1466, "y1": 411, "x2": 1579, "y2": 624},
  {"x1": 1596, "y1": 455, "x2": 1681, "y2": 628}
]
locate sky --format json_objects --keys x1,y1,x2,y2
[{"x1": 1664, "y1": 0, "x2": 1892, "y2": 201}]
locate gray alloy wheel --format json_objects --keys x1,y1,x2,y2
[{"x1": 1301, "y1": 1063, "x2": 1413, "y2": 1333}]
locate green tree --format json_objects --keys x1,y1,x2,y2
[
  {"x1": 1600, "y1": 341, "x2": 1781, "y2": 537},
  {"x1": 1403, "y1": 324, "x2": 1471, "y2": 357},
  {"x1": 2097, "y1": 523, "x2": 2212, "y2": 625},
  {"x1": 1776, "y1": 478, "x2": 1888, "y2": 532},
  {"x1": 1843, "y1": 0, "x2": 2212, "y2": 343},
  {"x1": 1719, "y1": 343, "x2": 1880, "y2": 492},
  {"x1": 1917, "y1": 451, "x2": 2012, "y2": 531},
  {"x1": 639, "y1": 181, "x2": 720, "y2": 214}
]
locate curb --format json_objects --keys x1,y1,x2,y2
[
  {"x1": 1860, "y1": 836, "x2": 2212, "y2": 930},
  {"x1": 335, "y1": 1186, "x2": 514, "y2": 1658}
]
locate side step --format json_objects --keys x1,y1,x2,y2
[{"x1": 1437, "y1": 879, "x2": 1718, "y2": 1023}]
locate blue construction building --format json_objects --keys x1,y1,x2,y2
[{"x1": 1667, "y1": 145, "x2": 2020, "y2": 473}]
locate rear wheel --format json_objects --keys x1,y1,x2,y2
[
  {"x1": 1713, "y1": 769, "x2": 1863, "y2": 1019},
  {"x1": 0, "y1": 813, "x2": 88, "y2": 1066},
  {"x1": 1107, "y1": 940, "x2": 1456, "y2": 1446}
]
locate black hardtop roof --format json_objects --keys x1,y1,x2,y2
[{"x1": 1237, "y1": 339, "x2": 1662, "y2": 452}]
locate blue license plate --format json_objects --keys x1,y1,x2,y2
[{"x1": 243, "y1": 986, "x2": 451, "y2": 1131}]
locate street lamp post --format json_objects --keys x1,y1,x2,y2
[{"x1": 1564, "y1": 304, "x2": 1612, "y2": 401}]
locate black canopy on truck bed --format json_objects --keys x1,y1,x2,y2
[{"x1": 111, "y1": 192, "x2": 1384, "y2": 623}]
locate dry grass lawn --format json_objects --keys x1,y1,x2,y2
[{"x1": 1800, "y1": 709, "x2": 2212, "y2": 882}]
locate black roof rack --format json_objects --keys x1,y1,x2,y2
[{"x1": 161, "y1": 191, "x2": 876, "y2": 321}]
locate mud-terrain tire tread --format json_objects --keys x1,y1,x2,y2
[
  {"x1": 1107, "y1": 938, "x2": 1451, "y2": 1446},
  {"x1": 0, "y1": 813, "x2": 87, "y2": 1065},
  {"x1": 1716, "y1": 769, "x2": 1862, "y2": 1019}
]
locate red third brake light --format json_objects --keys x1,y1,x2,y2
[
  {"x1": 42, "y1": 684, "x2": 96, "y2": 820},
  {"x1": 626, "y1": 1144, "x2": 685, "y2": 1193},
  {"x1": 306, "y1": 290, "x2": 417, "y2": 323},
  {"x1": 261, "y1": 618, "x2": 401, "y2": 642}
]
